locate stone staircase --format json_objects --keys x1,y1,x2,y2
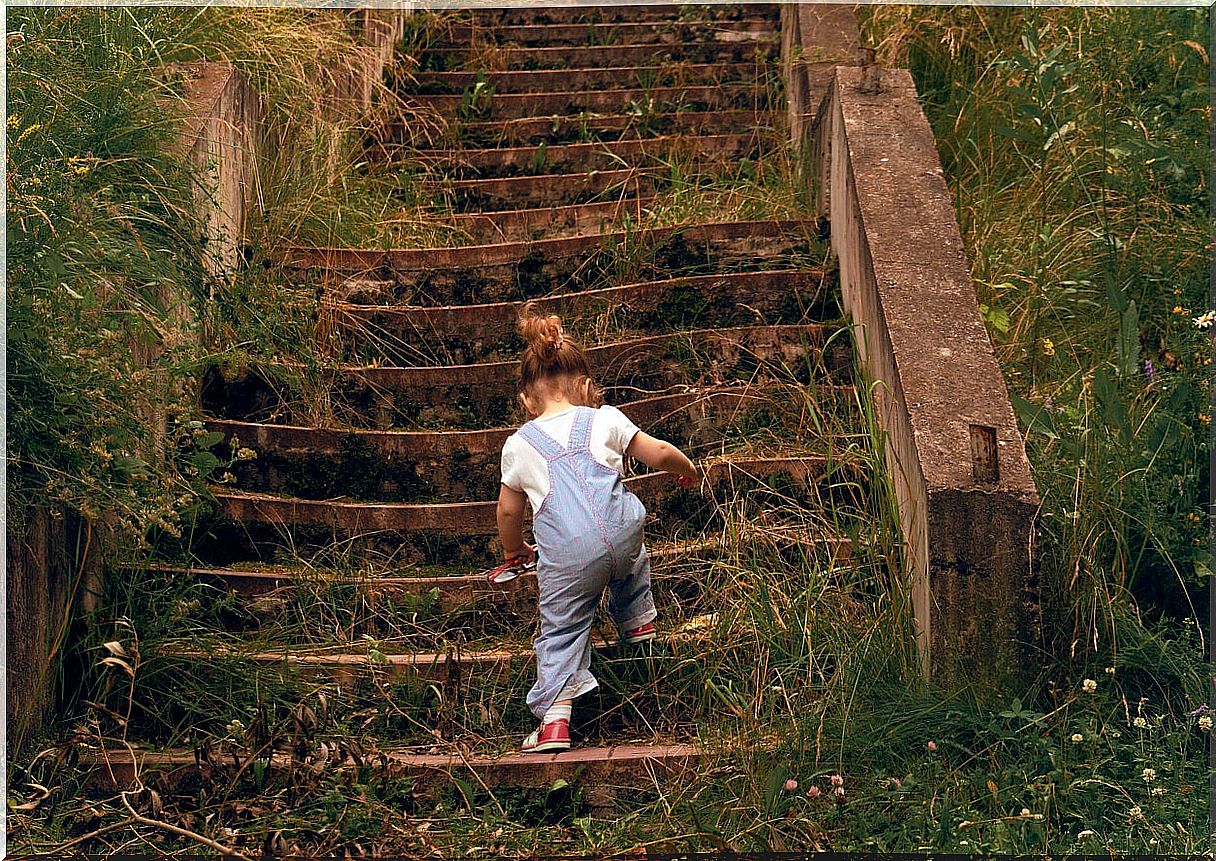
[{"x1": 82, "y1": 3, "x2": 885, "y2": 801}]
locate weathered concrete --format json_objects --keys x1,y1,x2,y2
[
  {"x1": 816, "y1": 65, "x2": 1040, "y2": 688},
  {"x1": 7, "y1": 508, "x2": 101, "y2": 755},
  {"x1": 80, "y1": 743, "x2": 702, "y2": 792},
  {"x1": 175, "y1": 62, "x2": 263, "y2": 277},
  {"x1": 781, "y1": 3, "x2": 859, "y2": 150}
]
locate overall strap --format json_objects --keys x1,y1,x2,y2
[
  {"x1": 568, "y1": 406, "x2": 595, "y2": 452},
  {"x1": 516, "y1": 420, "x2": 566, "y2": 462}
]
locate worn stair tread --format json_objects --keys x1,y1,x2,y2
[
  {"x1": 463, "y1": 5, "x2": 778, "y2": 25},
  {"x1": 210, "y1": 454, "x2": 838, "y2": 535},
  {"x1": 150, "y1": 534, "x2": 854, "y2": 604},
  {"x1": 401, "y1": 132, "x2": 771, "y2": 175},
  {"x1": 281, "y1": 218, "x2": 818, "y2": 274},
  {"x1": 336, "y1": 323, "x2": 830, "y2": 383},
  {"x1": 381, "y1": 109, "x2": 772, "y2": 148},
  {"x1": 78, "y1": 743, "x2": 702, "y2": 791},
  {"x1": 441, "y1": 20, "x2": 777, "y2": 47},
  {"x1": 436, "y1": 168, "x2": 657, "y2": 212},
  {"x1": 408, "y1": 84, "x2": 770, "y2": 121},
  {"x1": 414, "y1": 63, "x2": 771, "y2": 96},
  {"x1": 204, "y1": 385, "x2": 821, "y2": 454},
  {"x1": 419, "y1": 40, "x2": 777, "y2": 72},
  {"x1": 448, "y1": 195, "x2": 658, "y2": 242},
  {"x1": 329, "y1": 269, "x2": 831, "y2": 336}
]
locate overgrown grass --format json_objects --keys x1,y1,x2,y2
[
  {"x1": 861, "y1": 4, "x2": 1210, "y2": 655},
  {"x1": 9, "y1": 5, "x2": 1211, "y2": 857}
]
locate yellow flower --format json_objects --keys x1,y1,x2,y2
[
  {"x1": 1187, "y1": 512, "x2": 1201, "y2": 524},
  {"x1": 1199, "y1": 414, "x2": 1210, "y2": 425},
  {"x1": 7, "y1": 114, "x2": 19, "y2": 130},
  {"x1": 67, "y1": 156, "x2": 90, "y2": 176},
  {"x1": 1042, "y1": 338, "x2": 1055, "y2": 357},
  {"x1": 1172, "y1": 305, "x2": 1186, "y2": 315}
]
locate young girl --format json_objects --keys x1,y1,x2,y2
[{"x1": 496, "y1": 304, "x2": 699, "y2": 753}]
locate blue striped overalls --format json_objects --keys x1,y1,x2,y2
[{"x1": 516, "y1": 406, "x2": 657, "y2": 718}]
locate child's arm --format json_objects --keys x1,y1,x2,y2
[
  {"x1": 496, "y1": 484, "x2": 535, "y2": 561},
  {"x1": 626, "y1": 432, "x2": 699, "y2": 486}
]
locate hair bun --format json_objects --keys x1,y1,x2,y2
[{"x1": 518, "y1": 302, "x2": 564, "y2": 359}]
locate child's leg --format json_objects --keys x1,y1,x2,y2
[
  {"x1": 608, "y1": 541, "x2": 658, "y2": 635},
  {"x1": 526, "y1": 558, "x2": 606, "y2": 719}
]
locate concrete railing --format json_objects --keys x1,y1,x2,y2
[{"x1": 783, "y1": 5, "x2": 1041, "y2": 689}]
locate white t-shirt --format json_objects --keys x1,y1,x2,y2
[{"x1": 500, "y1": 404, "x2": 641, "y2": 512}]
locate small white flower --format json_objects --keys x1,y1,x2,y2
[
  {"x1": 1193, "y1": 310, "x2": 1215, "y2": 329},
  {"x1": 1133, "y1": 716, "x2": 1147, "y2": 728},
  {"x1": 1142, "y1": 767, "x2": 1156, "y2": 783},
  {"x1": 1151, "y1": 786, "x2": 1168, "y2": 796},
  {"x1": 1020, "y1": 807, "x2": 1031, "y2": 817},
  {"x1": 1082, "y1": 678, "x2": 1097, "y2": 693},
  {"x1": 1070, "y1": 733, "x2": 1084, "y2": 743},
  {"x1": 1129, "y1": 805, "x2": 1143, "y2": 819},
  {"x1": 1077, "y1": 829, "x2": 1095, "y2": 841},
  {"x1": 1104, "y1": 666, "x2": 1115, "y2": 674},
  {"x1": 1199, "y1": 714, "x2": 1212, "y2": 731}
]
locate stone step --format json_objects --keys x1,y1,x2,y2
[
  {"x1": 154, "y1": 533, "x2": 853, "y2": 613},
  {"x1": 401, "y1": 132, "x2": 772, "y2": 178},
  {"x1": 288, "y1": 220, "x2": 827, "y2": 308},
  {"x1": 439, "y1": 167, "x2": 658, "y2": 213},
  {"x1": 328, "y1": 268, "x2": 833, "y2": 354},
  {"x1": 463, "y1": 4, "x2": 778, "y2": 26},
  {"x1": 194, "y1": 455, "x2": 864, "y2": 568},
  {"x1": 408, "y1": 83, "x2": 771, "y2": 122},
  {"x1": 419, "y1": 40, "x2": 777, "y2": 73},
  {"x1": 378, "y1": 109, "x2": 771, "y2": 149},
  {"x1": 203, "y1": 323, "x2": 846, "y2": 429},
  {"x1": 78, "y1": 743, "x2": 701, "y2": 792},
  {"x1": 211, "y1": 456, "x2": 837, "y2": 536},
  {"x1": 214, "y1": 383, "x2": 855, "y2": 500},
  {"x1": 207, "y1": 383, "x2": 857, "y2": 500},
  {"x1": 413, "y1": 63, "x2": 771, "y2": 96},
  {"x1": 449, "y1": 196, "x2": 658, "y2": 243},
  {"x1": 441, "y1": 19, "x2": 777, "y2": 48}
]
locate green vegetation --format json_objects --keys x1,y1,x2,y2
[{"x1": 7, "y1": 5, "x2": 1210, "y2": 858}]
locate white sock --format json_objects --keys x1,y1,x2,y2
[{"x1": 542, "y1": 702, "x2": 572, "y2": 727}]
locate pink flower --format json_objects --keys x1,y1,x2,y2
[
  {"x1": 807, "y1": 785, "x2": 821, "y2": 799},
  {"x1": 891, "y1": 777, "x2": 902, "y2": 789},
  {"x1": 784, "y1": 778, "x2": 798, "y2": 792},
  {"x1": 830, "y1": 774, "x2": 844, "y2": 787},
  {"x1": 834, "y1": 786, "x2": 846, "y2": 802},
  {"x1": 927, "y1": 740, "x2": 937, "y2": 752}
]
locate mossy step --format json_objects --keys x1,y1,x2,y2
[
  {"x1": 412, "y1": 63, "x2": 772, "y2": 96},
  {"x1": 460, "y1": 4, "x2": 777, "y2": 26},
  {"x1": 436, "y1": 168, "x2": 658, "y2": 214},
  {"x1": 393, "y1": 130, "x2": 768, "y2": 177},
  {"x1": 192, "y1": 455, "x2": 867, "y2": 569},
  {"x1": 418, "y1": 40, "x2": 777, "y2": 74},
  {"x1": 407, "y1": 84, "x2": 773, "y2": 122},
  {"x1": 329, "y1": 269, "x2": 836, "y2": 366},
  {"x1": 218, "y1": 388, "x2": 858, "y2": 502},
  {"x1": 280, "y1": 219, "x2": 827, "y2": 301},
  {"x1": 78, "y1": 743, "x2": 701, "y2": 793},
  {"x1": 436, "y1": 20, "x2": 777, "y2": 49},
  {"x1": 401, "y1": 132, "x2": 772, "y2": 179},
  {"x1": 203, "y1": 323, "x2": 849, "y2": 429},
  {"x1": 448, "y1": 195, "x2": 664, "y2": 243},
  {"x1": 377, "y1": 109, "x2": 771, "y2": 149}
]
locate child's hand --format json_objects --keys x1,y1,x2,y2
[
  {"x1": 506, "y1": 543, "x2": 536, "y2": 564},
  {"x1": 674, "y1": 467, "x2": 700, "y2": 489}
]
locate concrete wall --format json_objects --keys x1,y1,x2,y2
[{"x1": 789, "y1": 11, "x2": 1041, "y2": 689}]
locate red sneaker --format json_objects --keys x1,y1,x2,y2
[
  {"x1": 622, "y1": 620, "x2": 657, "y2": 645},
  {"x1": 520, "y1": 719, "x2": 571, "y2": 753}
]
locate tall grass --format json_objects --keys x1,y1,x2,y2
[{"x1": 861, "y1": 6, "x2": 1209, "y2": 670}]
